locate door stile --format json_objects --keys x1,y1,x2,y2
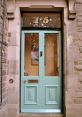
[
  {"x1": 21, "y1": 31, "x2": 25, "y2": 77},
  {"x1": 39, "y1": 32, "x2": 44, "y2": 77},
  {"x1": 21, "y1": 31, "x2": 25, "y2": 110},
  {"x1": 58, "y1": 32, "x2": 62, "y2": 109}
]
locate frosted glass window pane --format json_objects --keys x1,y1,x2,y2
[
  {"x1": 24, "y1": 33, "x2": 39, "y2": 76},
  {"x1": 45, "y1": 34, "x2": 58, "y2": 76}
]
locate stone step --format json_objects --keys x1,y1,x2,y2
[{"x1": 19, "y1": 113, "x2": 63, "y2": 117}]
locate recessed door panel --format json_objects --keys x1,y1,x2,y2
[
  {"x1": 24, "y1": 85, "x2": 38, "y2": 105},
  {"x1": 21, "y1": 31, "x2": 62, "y2": 113},
  {"x1": 45, "y1": 85, "x2": 58, "y2": 105}
]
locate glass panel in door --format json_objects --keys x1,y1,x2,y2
[
  {"x1": 45, "y1": 33, "x2": 58, "y2": 76},
  {"x1": 24, "y1": 33, "x2": 39, "y2": 76}
]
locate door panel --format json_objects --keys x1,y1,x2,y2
[
  {"x1": 21, "y1": 31, "x2": 62, "y2": 113},
  {"x1": 24, "y1": 85, "x2": 38, "y2": 105}
]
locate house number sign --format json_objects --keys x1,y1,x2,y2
[
  {"x1": 22, "y1": 13, "x2": 61, "y2": 28},
  {"x1": 33, "y1": 17, "x2": 49, "y2": 24}
]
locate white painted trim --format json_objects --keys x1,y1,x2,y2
[{"x1": 21, "y1": 109, "x2": 61, "y2": 113}]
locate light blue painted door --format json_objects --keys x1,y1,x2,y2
[{"x1": 21, "y1": 30, "x2": 62, "y2": 113}]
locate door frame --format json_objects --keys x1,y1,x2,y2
[{"x1": 20, "y1": 30, "x2": 62, "y2": 113}]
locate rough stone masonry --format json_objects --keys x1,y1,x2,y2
[{"x1": 0, "y1": 0, "x2": 8, "y2": 117}]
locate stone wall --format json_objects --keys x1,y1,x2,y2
[
  {"x1": 65, "y1": 1, "x2": 82, "y2": 117},
  {"x1": 0, "y1": 0, "x2": 8, "y2": 117}
]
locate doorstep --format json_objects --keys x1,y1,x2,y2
[{"x1": 18, "y1": 113, "x2": 63, "y2": 117}]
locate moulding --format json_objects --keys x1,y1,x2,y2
[
  {"x1": 7, "y1": 13, "x2": 15, "y2": 20},
  {"x1": 7, "y1": 0, "x2": 76, "y2": 20},
  {"x1": 7, "y1": 0, "x2": 15, "y2": 19},
  {"x1": 66, "y1": 0, "x2": 76, "y2": 20}
]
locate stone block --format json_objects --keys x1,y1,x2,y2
[
  {"x1": 8, "y1": 104, "x2": 18, "y2": 117},
  {"x1": 8, "y1": 87, "x2": 18, "y2": 104},
  {"x1": 7, "y1": 60, "x2": 19, "y2": 75},
  {"x1": 18, "y1": 113, "x2": 63, "y2": 117},
  {"x1": 8, "y1": 32, "x2": 17, "y2": 46},
  {"x1": 66, "y1": 105, "x2": 82, "y2": 117},
  {"x1": 8, "y1": 46, "x2": 17, "y2": 60}
]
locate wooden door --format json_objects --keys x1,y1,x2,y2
[{"x1": 21, "y1": 31, "x2": 62, "y2": 113}]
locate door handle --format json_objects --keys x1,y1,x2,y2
[{"x1": 40, "y1": 51, "x2": 43, "y2": 57}]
